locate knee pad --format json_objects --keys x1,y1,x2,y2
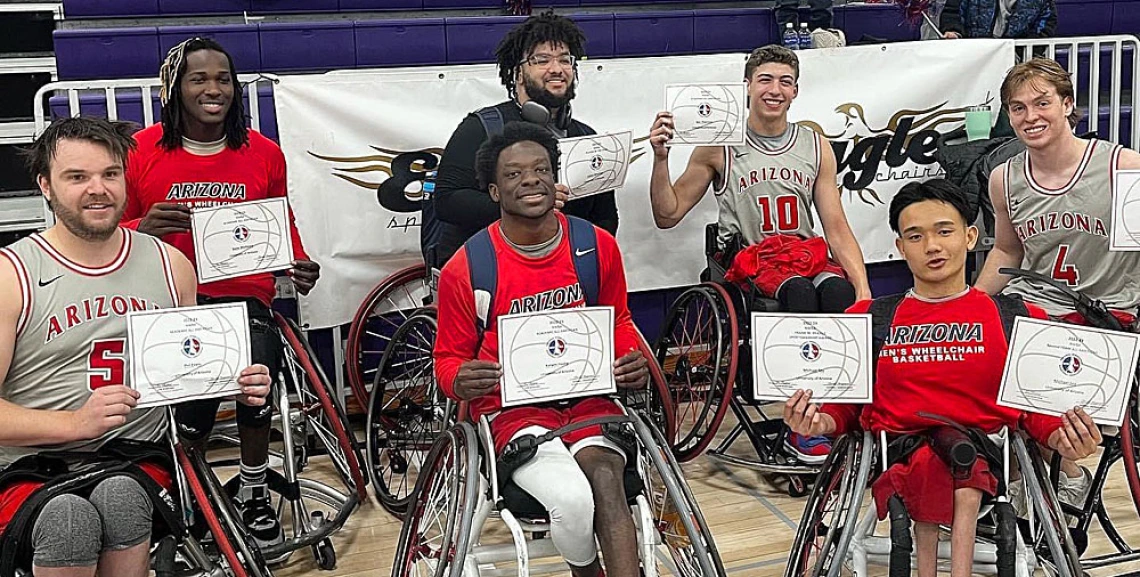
[
  {"x1": 777, "y1": 276, "x2": 819, "y2": 313},
  {"x1": 175, "y1": 398, "x2": 222, "y2": 442},
  {"x1": 236, "y1": 398, "x2": 274, "y2": 428},
  {"x1": 31, "y1": 494, "x2": 101, "y2": 568},
  {"x1": 89, "y1": 476, "x2": 153, "y2": 550},
  {"x1": 817, "y1": 276, "x2": 856, "y2": 313}
]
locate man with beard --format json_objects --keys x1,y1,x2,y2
[
  {"x1": 427, "y1": 11, "x2": 618, "y2": 269},
  {"x1": 119, "y1": 37, "x2": 317, "y2": 556},
  {"x1": 0, "y1": 117, "x2": 270, "y2": 577}
]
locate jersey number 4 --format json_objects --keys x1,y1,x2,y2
[
  {"x1": 1051, "y1": 245, "x2": 1080, "y2": 287},
  {"x1": 757, "y1": 195, "x2": 800, "y2": 234},
  {"x1": 87, "y1": 339, "x2": 126, "y2": 390}
]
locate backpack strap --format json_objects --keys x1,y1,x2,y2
[
  {"x1": 990, "y1": 293, "x2": 1030, "y2": 342},
  {"x1": 565, "y1": 216, "x2": 600, "y2": 307},
  {"x1": 868, "y1": 293, "x2": 907, "y2": 380},
  {"x1": 465, "y1": 228, "x2": 498, "y2": 354},
  {"x1": 476, "y1": 107, "x2": 506, "y2": 138}
]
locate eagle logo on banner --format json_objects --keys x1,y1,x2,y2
[{"x1": 798, "y1": 98, "x2": 991, "y2": 206}]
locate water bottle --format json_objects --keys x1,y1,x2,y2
[
  {"x1": 798, "y1": 22, "x2": 812, "y2": 50},
  {"x1": 782, "y1": 23, "x2": 799, "y2": 50}
]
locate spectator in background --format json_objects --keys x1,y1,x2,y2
[
  {"x1": 940, "y1": 0, "x2": 1057, "y2": 39},
  {"x1": 776, "y1": 0, "x2": 834, "y2": 32}
]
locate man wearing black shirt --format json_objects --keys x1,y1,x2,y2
[{"x1": 427, "y1": 12, "x2": 619, "y2": 268}]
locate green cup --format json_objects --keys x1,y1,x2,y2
[{"x1": 965, "y1": 106, "x2": 992, "y2": 141}]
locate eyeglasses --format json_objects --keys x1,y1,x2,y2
[{"x1": 520, "y1": 53, "x2": 576, "y2": 68}]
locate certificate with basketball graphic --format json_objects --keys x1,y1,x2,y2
[
  {"x1": 498, "y1": 307, "x2": 616, "y2": 408},
  {"x1": 190, "y1": 197, "x2": 294, "y2": 283},
  {"x1": 559, "y1": 131, "x2": 633, "y2": 199},
  {"x1": 998, "y1": 317, "x2": 1140, "y2": 426},
  {"x1": 126, "y1": 303, "x2": 251, "y2": 408},
  {"x1": 665, "y1": 83, "x2": 746, "y2": 146},
  {"x1": 750, "y1": 313, "x2": 872, "y2": 403},
  {"x1": 1110, "y1": 170, "x2": 1140, "y2": 250}
]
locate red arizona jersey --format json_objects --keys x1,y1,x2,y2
[
  {"x1": 121, "y1": 124, "x2": 308, "y2": 306},
  {"x1": 434, "y1": 213, "x2": 640, "y2": 421},
  {"x1": 822, "y1": 288, "x2": 1061, "y2": 444}
]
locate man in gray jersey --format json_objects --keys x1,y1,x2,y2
[
  {"x1": 975, "y1": 58, "x2": 1140, "y2": 519},
  {"x1": 648, "y1": 45, "x2": 870, "y2": 463},
  {"x1": 0, "y1": 117, "x2": 270, "y2": 577}
]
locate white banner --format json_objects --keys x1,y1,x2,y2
[{"x1": 277, "y1": 40, "x2": 1015, "y2": 329}]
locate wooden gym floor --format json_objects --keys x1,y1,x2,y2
[{"x1": 266, "y1": 411, "x2": 1140, "y2": 577}]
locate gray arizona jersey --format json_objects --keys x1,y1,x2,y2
[
  {"x1": 0, "y1": 229, "x2": 175, "y2": 468},
  {"x1": 1003, "y1": 139, "x2": 1140, "y2": 316},
  {"x1": 715, "y1": 123, "x2": 822, "y2": 248}
]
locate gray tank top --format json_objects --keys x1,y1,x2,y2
[
  {"x1": 0, "y1": 229, "x2": 176, "y2": 468},
  {"x1": 715, "y1": 123, "x2": 821, "y2": 248},
  {"x1": 1003, "y1": 139, "x2": 1140, "y2": 316}
]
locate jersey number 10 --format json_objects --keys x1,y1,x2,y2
[{"x1": 756, "y1": 195, "x2": 801, "y2": 234}]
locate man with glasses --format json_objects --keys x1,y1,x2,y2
[{"x1": 426, "y1": 11, "x2": 619, "y2": 269}]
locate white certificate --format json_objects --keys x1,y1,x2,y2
[
  {"x1": 1110, "y1": 170, "x2": 1140, "y2": 251},
  {"x1": 498, "y1": 307, "x2": 616, "y2": 407},
  {"x1": 191, "y1": 197, "x2": 294, "y2": 283},
  {"x1": 751, "y1": 313, "x2": 872, "y2": 403},
  {"x1": 998, "y1": 317, "x2": 1140, "y2": 426},
  {"x1": 558, "y1": 131, "x2": 633, "y2": 199},
  {"x1": 665, "y1": 83, "x2": 746, "y2": 146},
  {"x1": 127, "y1": 303, "x2": 251, "y2": 408}
]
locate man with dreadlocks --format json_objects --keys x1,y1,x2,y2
[
  {"x1": 120, "y1": 37, "x2": 318, "y2": 555},
  {"x1": 426, "y1": 11, "x2": 619, "y2": 269}
]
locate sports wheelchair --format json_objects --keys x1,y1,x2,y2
[
  {"x1": 651, "y1": 224, "x2": 822, "y2": 495},
  {"x1": 785, "y1": 427, "x2": 1084, "y2": 577},
  {"x1": 392, "y1": 400, "x2": 721, "y2": 577},
  {"x1": 5, "y1": 410, "x2": 274, "y2": 577},
  {"x1": 203, "y1": 312, "x2": 365, "y2": 570}
]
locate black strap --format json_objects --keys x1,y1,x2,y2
[
  {"x1": 566, "y1": 216, "x2": 600, "y2": 307},
  {"x1": 476, "y1": 106, "x2": 506, "y2": 138},
  {"x1": 989, "y1": 293, "x2": 1029, "y2": 342},
  {"x1": 869, "y1": 293, "x2": 907, "y2": 379}
]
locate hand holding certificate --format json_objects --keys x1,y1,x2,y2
[
  {"x1": 559, "y1": 131, "x2": 633, "y2": 199},
  {"x1": 191, "y1": 197, "x2": 294, "y2": 283},
  {"x1": 998, "y1": 317, "x2": 1140, "y2": 426},
  {"x1": 664, "y1": 83, "x2": 746, "y2": 146},
  {"x1": 498, "y1": 307, "x2": 616, "y2": 407},
  {"x1": 751, "y1": 313, "x2": 872, "y2": 403},
  {"x1": 127, "y1": 303, "x2": 251, "y2": 408}
]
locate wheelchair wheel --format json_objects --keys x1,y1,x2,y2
[
  {"x1": 345, "y1": 264, "x2": 431, "y2": 407},
  {"x1": 393, "y1": 422, "x2": 479, "y2": 577},
  {"x1": 1118, "y1": 379, "x2": 1140, "y2": 520},
  {"x1": 1012, "y1": 435, "x2": 1084, "y2": 577},
  {"x1": 620, "y1": 329, "x2": 677, "y2": 443},
  {"x1": 654, "y1": 282, "x2": 737, "y2": 462},
  {"x1": 177, "y1": 445, "x2": 274, "y2": 577},
  {"x1": 631, "y1": 410, "x2": 726, "y2": 577},
  {"x1": 785, "y1": 432, "x2": 872, "y2": 577},
  {"x1": 367, "y1": 309, "x2": 455, "y2": 516},
  {"x1": 276, "y1": 313, "x2": 369, "y2": 501}
]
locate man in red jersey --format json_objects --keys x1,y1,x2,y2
[
  {"x1": 784, "y1": 179, "x2": 1100, "y2": 577},
  {"x1": 120, "y1": 38, "x2": 318, "y2": 553},
  {"x1": 434, "y1": 122, "x2": 648, "y2": 577}
]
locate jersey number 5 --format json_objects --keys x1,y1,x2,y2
[
  {"x1": 757, "y1": 195, "x2": 800, "y2": 234},
  {"x1": 1051, "y1": 245, "x2": 1080, "y2": 287},
  {"x1": 88, "y1": 339, "x2": 126, "y2": 390}
]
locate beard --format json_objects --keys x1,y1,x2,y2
[
  {"x1": 50, "y1": 195, "x2": 124, "y2": 241},
  {"x1": 522, "y1": 73, "x2": 575, "y2": 111}
]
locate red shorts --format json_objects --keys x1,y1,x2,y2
[
  {"x1": 0, "y1": 460, "x2": 172, "y2": 536},
  {"x1": 489, "y1": 397, "x2": 624, "y2": 454},
  {"x1": 1055, "y1": 310, "x2": 1137, "y2": 331},
  {"x1": 871, "y1": 445, "x2": 996, "y2": 526},
  {"x1": 724, "y1": 234, "x2": 847, "y2": 297}
]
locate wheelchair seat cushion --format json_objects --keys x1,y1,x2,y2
[{"x1": 501, "y1": 468, "x2": 644, "y2": 521}]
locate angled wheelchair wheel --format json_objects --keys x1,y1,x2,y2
[
  {"x1": 345, "y1": 264, "x2": 431, "y2": 407},
  {"x1": 367, "y1": 309, "x2": 455, "y2": 517},
  {"x1": 654, "y1": 282, "x2": 738, "y2": 462},
  {"x1": 176, "y1": 444, "x2": 274, "y2": 577},
  {"x1": 784, "y1": 432, "x2": 873, "y2": 577},
  {"x1": 630, "y1": 411, "x2": 726, "y2": 577},
  {"x1": 1118, "y1": 377, "x2": 1140, "y2": 521},
  {"x1": 620, "y1": 329, "x2": 677, "y2": 444},
  {"x1": 393, "y1": 422, "x2": 479, "y2": 577},
  {"x1": 1012, "y1": 436, "x2": 1084, "y2": 577},
  {"x1": 276, "y1": 313, "x2": 369, "y2": 501}
]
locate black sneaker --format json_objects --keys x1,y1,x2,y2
[{"x1": 235, "y1": 483, "x2": 286, "y2": 562}]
